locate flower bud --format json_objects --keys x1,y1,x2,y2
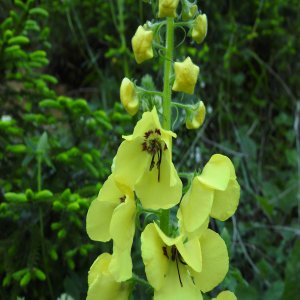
[
  {"x1": 186, "y1": 101, "x2": 206, "y2": 129},
  {"x1": 182, "y1": 1, "x2": 198, "y2": 20},
  {"x1": 158, "y1": 0, "x2": 179, "y2": 17},
  {"x1": 131, "y1": 26, "x2": 153, "y2": 64},
  {"x1": 120, "y1": 78, "x2": 139, "y2": 116},
  {"x1": 192, "y1": 14, "x2": 207, "y2": 44},
  {"x1": 172, "y1": 57, "x2": 199, "y2": 94}
]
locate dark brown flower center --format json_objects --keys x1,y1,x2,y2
[
  {"x1": 142, "y1": 129, "x2": 167, "y2": 182},
  {"x1": 162, "y1": 245, "x2": 186, "y2": 287}
]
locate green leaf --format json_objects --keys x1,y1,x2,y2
[
  {"x1": 5, "y1": 192, "x2": 27, "y2": 202},
  {"x1": 6, "y1": 144, "x2": 27, "y2": 154},
  {"x1": 33, "y1": 268, "x2": 46, "y2": 281},
  {"x1": 36, "y1": 132, "x2": 48, "y2": 155},
  {"x1": 29, "y1": 7, "x2": 49, "y2": 18},
  {"x1": 8, "y1": 36, "x2": 30, "y2": 45},
  {"x1": 20, "y1": 272, "x2": 31, "y2": 287}
]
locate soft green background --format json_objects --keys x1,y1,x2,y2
[{"x1": 0, "y1": 0, "x2": 299, "y2": 299}]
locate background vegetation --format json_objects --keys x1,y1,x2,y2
[{"x1": 0, "y1": 0, "x2": 299, "y2": 299}]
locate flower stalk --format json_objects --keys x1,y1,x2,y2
[{"x1": 160, "y1": 16, "x2": 175, "y2": 235}]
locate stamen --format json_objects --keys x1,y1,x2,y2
[
  {"x1": 141, "y1": 128, "x2": 167, "y2": 182},
  {"x1": 119, "y1": 196, "x2": 126, "y2": 203},
  {"x1": 162, "y1": 246, "x2": 169, "y2": 259}
]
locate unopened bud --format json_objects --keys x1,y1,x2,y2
[
  {"x1": 131, "y1": 26, "x2": 153, "y2": 64},
  {"x1": 186, "y1": 101, "x2": 206, "y2": 129},
  {"x1": 182, "y1": 1, "x2": 198, "y2": 20},
  {"x1": 120, "y1": 78, "x2": 139, "y2": 116},
  {"x1": 158, "y1": 0, "x2": 179, "y2": 17},
  {"x1": 192, "y1": 14, "x2": 207, "y2": 44},
  {"x1": 172, "y1": 57, "x2": 199, "y2": 94}
]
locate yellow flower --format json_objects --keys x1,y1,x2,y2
[
  {"x1": 86, "y1": 174, "x2": 136, "y2": 280},
  {"x1": 212, "y1": 291, "x2": 237, "y2": 300},
  {"x1": 192, "y1": 14, "x2": 208, "y2": 44},
  {"x1": 113, "y1": 107, "x2": 182, "y2": 210},
  {"x1": 178, "y1": 154, "x2": 240, "y2": 235},
  {"x1": 198, "y1": 154, "x2": 240, "y2": 221},
  {"x1": 87, "y1": 253, "x2": 130, "y2": 300},
  {"x1": 158, "y1": 0, "x2": 179, "y2": 17},
  {"x1": 141, "y1": 223, "x2": 203, "y2": 300},
  {"x1": 141, "y1": 223, "x2": 229, "y2": 299},
  {"x1": 120, "y1": 78, "x2": 139, "y2": 116},
  {"x1": 172, "y1": 57, "x2": 199, "y2": 94},
  {"x1": 131, "y1": 26, "x2": 153, "y2": 64},
  {"x1": 186, "y1": 101, "x2": 206, "y2": 129}
]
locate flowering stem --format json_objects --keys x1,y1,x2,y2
[{"x1": 160, "y1": 17, "x2": 174, "y2": 235}]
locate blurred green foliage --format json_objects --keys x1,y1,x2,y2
[{"x1": 0, "y1": 0, "x2": 299, "y2": 299}]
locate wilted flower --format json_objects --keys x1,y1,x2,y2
[
  {"x1": 120, "y1": 78, "x2": 139, "y2": 116},
  {"x1": 132, "y1": 26, "x2": 154, "y2": 64},
  {"x1": 172, "y1": 57, "x2": 199, "y2": 94},
  {"x1": 113, "y1": 107, "x2": 182, "y2": 210}
]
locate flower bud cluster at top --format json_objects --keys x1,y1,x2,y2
[{"x1": 85, "y1": 1, "x2": 240, "y2": 300}]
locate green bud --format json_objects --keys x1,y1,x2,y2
[{"x1": 57, "y1": 229, "x2": 66, "y2": 239}]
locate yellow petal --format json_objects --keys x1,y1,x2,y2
[
  {"x1": 135, "y1": 152, "x2": 182, "y2": 209},
  {"x1": 212, "y1": 290, "x2": 237, "y2": 300},
  {"x1": 99, "y1": 174, "x2": 124, "y2": 204},
  {"x1": 125, "y1": 107, "x2": 176, "y2": 142},
  {"x1": 87, "y1": 253, "x2": 130, "y2": 300},
  {"x1": 109, "y1": 245, "x2": 132, "y2": 282},
  {"x1": 141, "y1": 223, "x2": 169, "y2": 290},
  {"x1": 176, "y1": 238, "x2": 202, "y2": 272},
  {"x1": 210, "y1": 178, "x2": 240, "y2": 221},
  {"x1": 192, "y1": 229, "x2": 229, "y2": 292},
  {"x1": 154, "y1": 262, "x2": 202, "y2": 300},
  {"x1": 86, "y1": 200, "x2": 115, "y2": 242},
  {"x1": 178, "y1": 177, "x2": 214, "y2": 233},
  {"x1": 110, "y1": 197, "x2": 136, "y2": 249},
  {"x1": 198, "y1": 154, "x2": 232, "y2": 190},
  {"x1": 154, "y1": 222, "x2": 182, "y2": 246},
  {"x1": 114, "y1": 138, "x2": 149, "y2": 189}
]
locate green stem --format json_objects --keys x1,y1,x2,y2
[
  {"x1": 37, "y1": 155, "x2": 42, "y2": 192},
  {"x1": 160, "y1": 17, "x2": 174, "y2": 235},
  {"x1": 131, "y1": 274, "x2": 152, "y2": 288},
  {"x1": 172, "y1": 102, "x2": 192, "y2": 110}
]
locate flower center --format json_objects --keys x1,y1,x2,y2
[
  {"x1": 162, "y1": 245, "x2": 186, "y2": 287},
  {"x1": 119, "y1": 196, "x2": 126, "y2": 203},
  {"x1": 142, "y1": 129, "x2": 167, "y2": 182}
]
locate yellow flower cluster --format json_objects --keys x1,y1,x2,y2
[{"x1": 86, "y1": 1, "x2": 240, "y2": 299}]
